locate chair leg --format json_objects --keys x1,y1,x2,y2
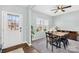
[
  {"x1": 46, "y1": 40, "x2": 48, "y2": 48},
  {"x1": 63, "y1": 41, "x2": 66, "y2": 49},
  {"x1": 63, "y1": 43, "x2": 66, "y2": 49},
  {"x1": 52, "y1": 45, "x2": 53, "y2": 52},
  {"x1": 65, "y1": 40, "x2": 69, "y2": 47},
  {"x1": 56, "y1": 41, "x2": 58, "y2": 48},
  {"x1": 59, "y1": 41, "x2": 61, "y2": 48}
]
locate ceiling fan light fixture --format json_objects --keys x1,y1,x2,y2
[{"x1": 51, "y1": 5, "x2": 72, "y2": 13}]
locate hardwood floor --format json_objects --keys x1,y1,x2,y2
[
  {"x1": 32, "y1": 38, "x2": 79, "y2": 53},
  {"x1": 2, "y1": 43, "x2": 39, "y2": 53},
  {"x1": 23, "y1": 45, "x2": 39, "y2": 53},
  {"x1": 3, "y1": 37, "x2": 79, "y2": 53}
]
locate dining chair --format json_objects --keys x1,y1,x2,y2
[
  {"x1": 45, "y1": 32, "x2": 59, "y2": 52},
  {"x1": 59, "y1": 34, "x2": 69, "y2": 49}
]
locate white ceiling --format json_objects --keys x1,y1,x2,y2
[{"x1": 32, "y1": 5, "x2": 79, "y2": 16}]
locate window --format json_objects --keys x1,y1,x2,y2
[
  {"x1": 7, "y1": 14, "x2": 19, "y2": 30},
  {"x1": 36, "y1": 17, "x2": 49, "y2": 32}
]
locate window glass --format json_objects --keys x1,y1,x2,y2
[
  {"x1": 7, "y1": 14, "x2": 20, "y2": 30},
  {"x1": 36, "y1": 17, "x2": 49, "y2": 32}
]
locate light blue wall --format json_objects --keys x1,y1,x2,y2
[
  {"x1": 31, "y1": 10, "x2": 53, "y2": 40},
  {"x1": 31, "y1": 10, "x2": 53, "y2": 29},
  {"x1": 26, "y1": 7, "x2": 32, "y2": 44},
  {"x1": 0, "y1": 5, "x2": 53, "y2": 45},
  {"x1": 53, "y1": 10, "x2": 79, "y2": 31}
]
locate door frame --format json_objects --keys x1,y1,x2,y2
[{"x1": 2, "y1": 11, "x2": 23, "y2": 49}]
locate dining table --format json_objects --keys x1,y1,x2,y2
[
  {"x1": 52, "y1": 31, "x2": 69, "y2": 37},
  {"x1": 52, "y1": 31, "x2": 69, "y2": 48}
]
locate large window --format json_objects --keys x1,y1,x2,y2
[{"x1": 36, "y1": 17, "x2": 49, "y2": 32}]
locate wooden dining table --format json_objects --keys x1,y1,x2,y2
[
  {"x1": 52, "y1": 31, "x2": 69, "y2": 48},
  {"x1": 52, "y1": 32, "x2": 69, "y2": 37}
]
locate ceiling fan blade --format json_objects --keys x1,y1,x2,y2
[
  {"x1": 63, "y1": 5, "x2": 72, "y2": 9},
  {"x1": 61, "y1": 9, "x2": 65, "y2": 12},
  {"x1": 51, "y1": 9, "x2": 57, "y2": 11},
  {"x1": 54, "y1": 10, "x2": 58, "y2": 13}
]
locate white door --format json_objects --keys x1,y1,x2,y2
[{"x1": 2, "y1": 11, "x2": 23, "y2": 49}]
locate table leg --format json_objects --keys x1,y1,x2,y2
[{"x1": 58, "y1": 37, "x2": 61, "y2": 48}]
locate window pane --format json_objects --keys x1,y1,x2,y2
[
  {"x1": 44, "y1": 20, "x2": 48, "y2": 25},
  {"x1": 36, "y1": 18, "x2": 40, "y2": 25},
  {"x1": 12, "y1": 15, "x2": 16, "y2": 21},
  {"x1": 7, "y1": 14, "x2": 12, "y2": 20}
]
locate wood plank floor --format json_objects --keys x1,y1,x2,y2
[
  {"x1": 2, "y1": 43, "x2": 39, "y2": 53},
  {"x1": 3, "y1": 38, "x2": 79, "y2": 53},
  {"x1": 32, "y1": 38, "x2": 79, "y2": 53},
  {"x1": 23, "y1": 45, "x2": 39, "y2": 53}
]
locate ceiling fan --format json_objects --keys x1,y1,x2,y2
[{"x1": 51, "y1": 5, "x2": 72, "y2": 13}]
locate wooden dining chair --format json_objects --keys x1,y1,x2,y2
[{"x1": 45, "y1": 32, "x2": 59, "y2": 51}]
